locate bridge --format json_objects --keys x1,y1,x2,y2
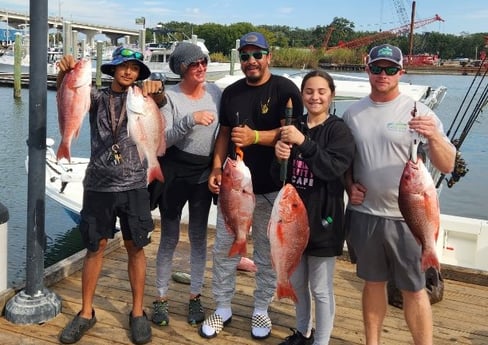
[{"x1": 0, "y1": 9, "x2": 140, "y2": 45}]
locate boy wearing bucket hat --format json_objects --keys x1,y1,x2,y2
[{"x1": 57, "y1": 47, "x2": 165, "y2": 345}]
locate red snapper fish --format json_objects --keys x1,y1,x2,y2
[
  {"x1": 56, "y1": 58, "x2": 92, "y2": 162},
  {"x1": 398, "y1": 156, "x2": 440, "y2": 271},
  {"x1": 268, "y1": 183, "x2": 309, "y2": 303},
  {"x1": 219, "y1": 148, "x2": 256, "y2": 257},
  {"x1": 127, "y1": 85, "x2": 165, "y2": 184}
]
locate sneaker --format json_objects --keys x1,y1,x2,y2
[
  {"x1": 278, "y1": 328, "x2": 315, "y2": 345},
  {"x1": 59, "y1": 310, "x2": 97, "y2": 344},
  {"x1": 152, "y1": 300, "x2": 169, "y2": 326},
  {"x1": 188, "y1": 294, "x2": 205, "y2": 325},
  {"x1": 129, "y1": 311, "x2": 152, "y2": 345}
]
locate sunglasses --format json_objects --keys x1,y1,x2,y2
[
  {"x1": 368, "y1": 64, "x2": 401, "y2": 76},
  {"x1": 188, "y1": 59, "x2": 208, "y2": 68},
  {"x1": 239, "y1": 50, "x2": 268, "y2": 62},
  {"x1": 118, "y1": 48, "x2": 144, "y2": 61}
]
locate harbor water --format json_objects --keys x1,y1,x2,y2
[{"x1": 0, "y1": 71, "x2": 487, "y2": 287}]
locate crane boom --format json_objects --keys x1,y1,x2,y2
[{"x1": 326, "y1": 14, "x2": 444, "y2": 52}]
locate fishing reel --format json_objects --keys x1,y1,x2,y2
[{"x1": 446, "y1": 149, "x2": 469, "y2": 188}]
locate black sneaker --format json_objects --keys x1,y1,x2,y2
[
  {"x1": 59, "y1": 310, "x2": 97, "y2": 344},
  {"x1": 129, "y1": 311, "x2": 152, "y2": 345},
  {"x1": 152, "y1": 300, "x2": 169, "y2": 326},
  {"x1": 188, "y1": 294, "x2": 205, "y2": 325},
  {"x1": 279, "y1": 328, "x2": 315, "y2": 345}
]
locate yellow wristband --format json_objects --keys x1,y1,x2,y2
[{"x1": 253, "y1": 130, "x2": 259, "y2": 144}]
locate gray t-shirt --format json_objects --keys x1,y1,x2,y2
[
  {"x1": 162, "y1": 82, "x2": 221, "y2": 156},
  {"x1": 343, "y1": 93, "x2": 447, "y2": 219}
]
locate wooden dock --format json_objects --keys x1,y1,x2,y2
[{"x1": 0, "y1": 224, "x2": 487, "y2": 344}]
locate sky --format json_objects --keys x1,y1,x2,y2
[{"x1": 1, "y1": 0, "x2": 487, "y2": 36}]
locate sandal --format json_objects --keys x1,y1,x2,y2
[
  {"x1": 198, "y1": 313, "x2": 232, "y2": 338},
  {"x1": 130, "y1": 311, "x2": 152, "y2": 345},
  {"x1": 59, "y1": 310, "x2": 97, "y2": 344}
]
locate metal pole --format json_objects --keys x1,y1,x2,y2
[{"x1": 5, "y1": 0, "x2": 61, "y2": 324}]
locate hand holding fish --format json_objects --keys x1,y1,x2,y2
[
  {"x1": 57, "y1": 55, "x2": 77, "y2": 73},
  {"x1": 408, "y1": 113, "x2": 439, "y2": 140},
  {"x1": 208, "y1": 167, "x2": 222, "y2": 195},
  {"x1": 231, "y1": 124, "x2": 255, "y2": 147},
  {"x1": 275, "y1": 139, "x2": 291, "y2": 160},
  {"x1": 279, "y1": 125, "x2": 305, "y2": 146},
  {"x1": 140, "y1": 79, "x2": 164, "y2": 97}
]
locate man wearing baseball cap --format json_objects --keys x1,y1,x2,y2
[
  {"x1": 201, "y1": 31, "x2": 303, "y2": 340},
  {"x1": 343, "y1": 43, "x2": 455, "y2": 345}
]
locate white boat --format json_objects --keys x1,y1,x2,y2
[
  {"x1": 40, "y1": 73, "x2": 488, "y2": 273},
  {"x1": 144, "y1": 34, "x2": 242, "y2": 82},
  {"x1": 0, "y1": 44, "x2": 29, "y2": 73}
]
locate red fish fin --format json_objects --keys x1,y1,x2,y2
[
  {"x1": 421, "y1": 250, "x2": 440, "y2": 271},
  {"x1": 56, "y1": 142, "x2": 71, "y2": 162},
  {"x1": 147, "y1": 166, "x2": 164, "y2": 184},
  {"x1": 228, "y1": 240, "x2": 247, "y2": 257},
  {"x1": 276, "y1": 281, "x2": 298, "y2": 303}
]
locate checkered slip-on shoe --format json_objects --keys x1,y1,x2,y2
[
  {"x1": 198, "y1": 313, "x2": 232, "y2": 338},
  {"x1": 251, "y1": 314, "x2": 272, "y2": 339}
]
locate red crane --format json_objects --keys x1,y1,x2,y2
[{"x1": 326, "y1": 14, "x2": 444, "y2": 52}]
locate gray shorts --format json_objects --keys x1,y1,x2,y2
[
  {"x1": 345, "y1": 209, "x2": 425, "y2": 292},
  {"x1": 80, "y1": 189, "x2": 154, "y2": 251}
]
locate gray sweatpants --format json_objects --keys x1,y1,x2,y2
[
  {"x1": 292, "y1": 255, "x2": 336, "y2": 345},
  {"x1": 211, "y1": 192, "x2": 278, "y2": 311}
]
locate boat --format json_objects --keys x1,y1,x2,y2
[
  {"x1": 144, "y1": 34, "x2": 242, "y2": 82},
  {"x1": 0, "y1": 44, "x2": 29, "y2": 74}
]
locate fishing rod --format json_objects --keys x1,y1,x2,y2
[{"x1": 435, "y1": 57, "x2": 488, "y2": 188}]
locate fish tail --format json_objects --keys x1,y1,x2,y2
[
  {"x1": 421, "y1": 250, "x2": 440, "y2": 271},
  {"x1": 228, "y1": 240, "x2": 247, "y2": 257},
  {"x1": 147, "y1": 166, "x2": 164, "y2": 184},
  {"x1": 56, "y1": 141, "x2": 71, "y2": 162},
  {"x1": 276, "y1": 281, "x2": 298, "y2": 303}
]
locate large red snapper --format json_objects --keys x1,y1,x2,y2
[
  {"x1": 127, "y1": 85, "x2": 165, "y2": 184},
  {"x1": 219, "y1": 148, "x2": 256, "y2": 257},
  {"x1": 56, "y1": 58, "x2": 92, "y2": 162},
  {"x1": 268, "y1": 183, "x2": 309, "y2": 303},
  {"x1": 398, "y1": 156, "x2": 440, "y2": 271}
]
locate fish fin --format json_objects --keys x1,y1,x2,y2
[
  {"x1": 276, "y1": 281, "x2": 298, "y2": 303},
  {"x1": 56, "y1": 141, "x2": 71, "y2": 162},
  {"x1": 228, "y1": 239, "x2": 247, "y2": 257},
  {"x1": 147, "y1": 166, "x2": 164, "y2": 184},
  {"x1": 421, "y1": 250, "x2": 440, "y2": 271}
]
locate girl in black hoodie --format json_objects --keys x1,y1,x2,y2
[{"x1": 274, "y1": 70, "x2": 355, "y2": 345}]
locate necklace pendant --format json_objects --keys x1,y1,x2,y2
[{"x1": 108, "y1": 144, "x2": 123, "y2": 165}]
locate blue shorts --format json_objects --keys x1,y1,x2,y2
[
  {"x1": 79, "y1": 189, "x2": 154, "y2": 251},
  {"x1": 345, "y1": 209, "x2": 425, "y2": 292}
]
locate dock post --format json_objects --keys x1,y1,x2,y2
[
  {"x1": 13, "y1": 33, "x2": 22, "y2": 99},
  {"x1": 96, "y1": 41, "x2": 103, "y2": 88},
  {"x1": 0, "y1": 202, "x2": 9, "y2": 292},
  {"x1": 5, "y1": 0, "x2": 62, "y2": 325}
]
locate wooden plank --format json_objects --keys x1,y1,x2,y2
[{"x1": 0, "y1": 225, "x2": 487, "y2": 345}]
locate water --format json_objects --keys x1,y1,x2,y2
[{"x1": 1, "y1": 71, "x2": 487, "y2": 286}]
